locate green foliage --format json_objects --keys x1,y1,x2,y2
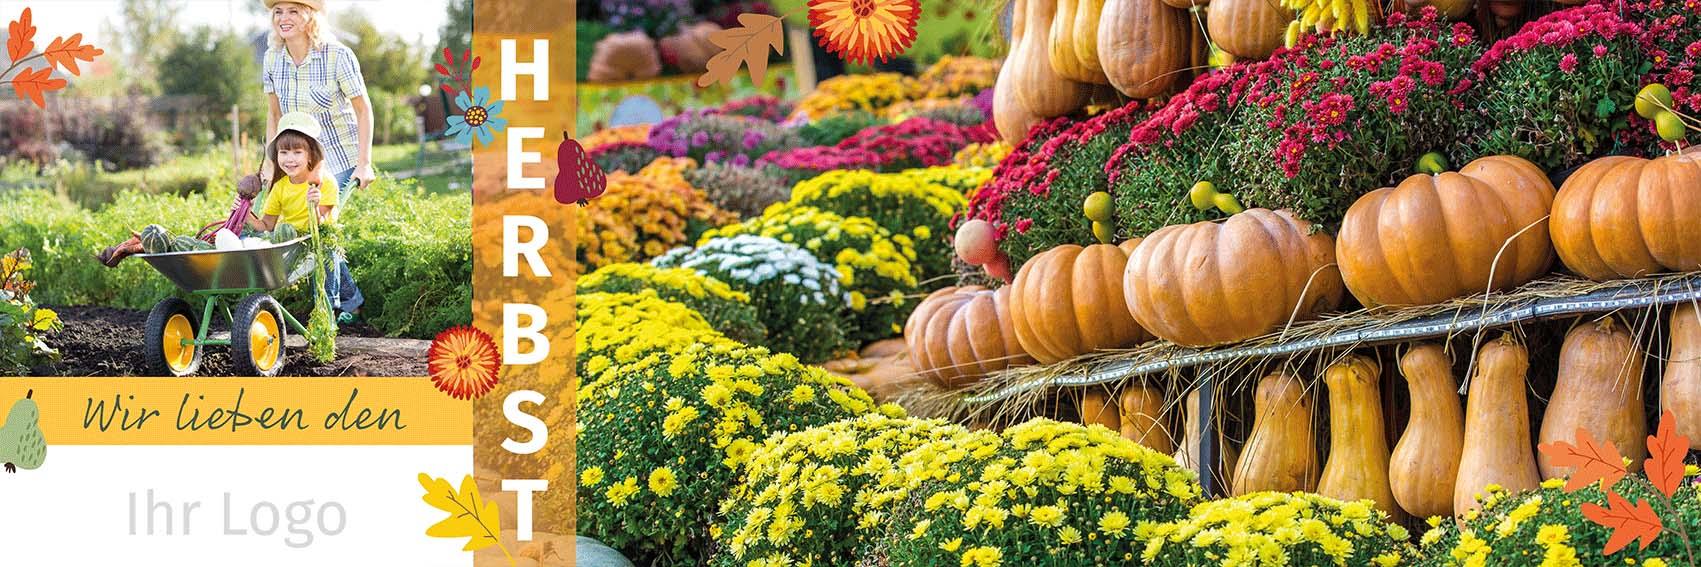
[
  {"x1": 339, "y1": 9, "x2": 429, "y2": 96},
  {"x1": 1414, "y1": 478, "x2": 1701, "y2": 567},
  {"x1": 156, "y1": 26, "x2": 266, "y2": 146},
  {"x1": 434, "y1": 0, "x2": 473, "y2": 66},
  {"x1": 577, "y1": 21, "x2": 614, "y2": 83},
  {"x1": 104, "y1": 0, "x2": 181, "y2": 96},
  {"x1": 337, "y1": 180, "x2": 472, "y2": 338},
  {"x1": 0, "y1": 250, "x2": 62, "y2": 373},
  {"x1": 796, "y1": 112, "x2": 885, "y2": 147}
]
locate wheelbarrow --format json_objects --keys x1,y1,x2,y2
[{"x1": 135, "y1": 236, "x2": 317, "y2": 376}]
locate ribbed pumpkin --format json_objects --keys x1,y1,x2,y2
[
  {"x1": 1388, "y1": 343, "x2": 1464, "y2": 520},
  {"x1": 1174, "y1": 388, "x2": 1239, "y2": 487},
  {"x1": 1337, "y1": 155, "x2": 1556, "y2": 307},
  {"x1": 1119, "y1": 385, "x2": 1174, "y2": 452},
  {"x1": 1232, "y1": 370, "x2": 1319, "y2": 496},
  {"x1": 1318, "y1": 355, "x2": 1406, "y2": 522},
  {"x1": 1125, "y1": 209, "x2": 1343, "y2": 347},
  {"x1": 1012, "y1": 242, "x2": 1153, "y2": 364},
  {"x1": 1455, "y1": 333, "x2": 1541, "y2": 514},
  {"x1": 1538, "y1": 316, "x2": 1648, "y2": 478},
  {"x1": 904, "y1": 286, "x2": 1034, "y2": 389},
  {"x1": 1050, "y1": 0, "x2": 1111, "y2": 83},
  {"x1": 1550, "y1": 154, "x2": 1701, "y2": 281},
  {"x1": 1665, "y1": 302, "x2": 1701, "y2": 442},
  {"x1": 1008, "y1": 0, "x2": 1095, "y2": 120},
  {"x1": 1207, "y1": 0, "x2": 1291, "y2": 60},
  {"x1": 1097, "y1": 0, "x2": 1190, "y2": 99}
]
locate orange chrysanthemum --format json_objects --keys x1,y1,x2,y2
[
  {"x1": 808, "y1": 0, "x2": 921, "y2": 65},
  {"x1": 427, "y1": 325, "x2": 501, "y2": 400}
]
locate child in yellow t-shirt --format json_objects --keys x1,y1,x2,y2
[{"x1": 245, "y1": 113, "x2": 365, "y2": 323}]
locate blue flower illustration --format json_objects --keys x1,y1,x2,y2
[{"x1": 444, "y1": 86, "x2": 508, "y2": 146}]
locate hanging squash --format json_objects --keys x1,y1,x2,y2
[
  {"x1": 1174, "y1": 387, "x2": 1239, "y2": 487},
  {"x1": 1097, "y1": 0, "x2": 1191, "y2": 99},
  {"x1": 1207, "y1": 0, "x2": 1292, "y2": 60},
  {"x1": 1550, "y1": 154, "x2": 1701, "y2": 281},
  {"x1": 1050, "y1": 0, "x2": 1112, "y2": 83},
  {"x1": 1388, "y1": 343, "x2": 1465, "y2": 520},
  {"x1": 1318, "y1": 355, "x2": 1407, "y2": 522},
  {"x1": 1012, "y1": 243, "x2": 1153, "y2": 364},
  {"x1": 1538, "y1": 316, "x2": 1648, "y2": 478},
  {"x1": 1120, "y1": 385, "x2": 1174, "y2": 452},
  {"x1": 904, "y1": 286, "x2": 1035, "y2": 389},
  {"x1": 1125, "y1": 209, "x2": 1343, "y2": 347},
  {"x1": 1232, "y1": 370, "x2": 1319, "y2": 495},
  {"x1": 1008, "y1": 0, "x2": 1096, "y2": 120},
  {"x1": 1337, "y1": 155, "x2": 1556, "y2": 307},
  {"x1": 1665, "y1": 302, "x2": 1701, "y2": 442},
  {"x1": 1455, "y1": 333, "x2": 1541, "y2": 514},
  {"x1": 1081, "y1": 387, "x2": 1121, "y2": 430}
]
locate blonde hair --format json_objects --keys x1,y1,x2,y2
[{"x1": 268, "y1": 3, "x2": 326, "y2": 49}]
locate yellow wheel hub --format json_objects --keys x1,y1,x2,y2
[
  {"x1": 163, "y1": 314, "x2": 196, "y2": 373},
  {"x1": 250, "y1": 310, "x2": 281, "y2": 372}
]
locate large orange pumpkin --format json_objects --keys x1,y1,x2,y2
[
  {"x1": 1550, "y1": 154, "x2": 1701, "y2": 281},
  {"x1": 1336, "y1": 155, "x2": 1555, "y2": 307},
  {"x1": 1124, "y1": 209, "x2": 1343, "y2": 347},
  {"x1": 1097, "y1": 0, "x2": 1190, "y2": 99},
  {"x1": 1207, "y1": 0, "x2": 1291, "y2": 60},
  {"x1": 904, "y1": 286, "x2": 1034, "y2": 388},
  {"x1": 1011, "y1": 242, "x2": 1153, "y2": 364}
]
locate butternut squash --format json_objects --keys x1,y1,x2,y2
[
  {"x1": 1455, "y1": 333, "x2": 1541, "y2": 514},
  {"x1": 1665, "y1": 302, "x2": 1701, "y2": 442},
  {"x1": 1232, "y1": 370, "x2": 1319, "y2": 495},
  {"x1": 1319, "y1": 355, "x2": 1407, "y2": 522},
  {"x1": 1388, "y1": 343, "x2": 1464, "y2": 520},
  {"x1": 1097, "y1": 0, "x2": 1191, "y2": 99},
  {"x1": 1175, "y1": 387, "x2": 1239, "y2": 487},
  {"x1": 1050, "y1": 0, "x2": 1111, "y2": 83},
  {"x1": 1009, "y1": 0, "x2": 1095, "y2": 119},
  {"x1": 1538, "y1": 316, "x2": 1648, "y2": 478},
  {"x1": 1119, "y1": 385, "x2": 1174, "y2": 452},
  {"x1": 1081, "y1": 388, "x2": 1121, "y2": 431}
]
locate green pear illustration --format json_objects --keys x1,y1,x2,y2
[{"x1": 0, "y1": 390, "x2": 45, "y2": 473}]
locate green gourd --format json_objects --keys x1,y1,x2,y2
[
  {"x1": 270, "y1": 223, "x2": 299, "y2": 244},
  {"x1": 171, "y1": 236, "x2": 214, "y2": 252},
  {"x1": 139, "y1": 224, "x2": 173, "y2": 254}
]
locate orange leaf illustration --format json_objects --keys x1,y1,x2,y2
[
  {"x1": 697, "y1": 12, "x2": 784, "y2": 88},
  {"x1": 1537, "y1": 427, "x2": 1627, "y2": 492},
  {"x1": 42, "y1": 34, "x2": 102, "y2": 76},
  {"x1": 6, "y1": 7, "x2": 35, "y2": 63},
  {"x1": 1646, "y1": 409, "x2": 1691, "y2": 499},
  {"x1": 1580, "y1": 493, "x2": 1664, "y2": 554},
  {"x1": 11, "y1": 66, "x2": 65, "y2": 108}
]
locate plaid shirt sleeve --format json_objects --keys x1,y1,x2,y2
[
  {"x1": 261, "y1": 48, "x2": 276, "y2": 94},
  {"x1": 334, "y1": 45, "x2": 368, "y2": 100}
]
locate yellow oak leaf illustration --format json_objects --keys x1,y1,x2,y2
[
  {"x1": 697, "y1": 12, "x2": 785, "y2": 88},
  {"x1": 419, "y1": 473, "x2": 513, "y2": 565}
]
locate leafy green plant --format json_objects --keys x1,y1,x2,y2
[
  {"x1": 795, "y1": 111, "x2": 884, "y2": 147},
  {"x1": 0, "y1": 249, "x2": 61, "y2": 373}
]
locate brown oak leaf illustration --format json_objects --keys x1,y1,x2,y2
[
  {"x1": 1645, "y1": 409, "x2": 1691, "y2": 499},
  {"x1": 42, "y1": 34, "x2": 102, "y2": 76},
  {"x1": 697, "y1": 12, "x2": 784, "y2": 88},
  {"x1": 1580, "y1": 492, "x2": 1664, "y2": 554},
  {"x1": 11, "y1": 67, "x2": 65, "y2": 108},
  {"x1": 1537, "y1": 427, "x2": 1627, "y2": 492}
]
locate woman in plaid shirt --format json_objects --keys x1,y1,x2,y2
[{"x1": 262, "y1": 0, "x2": 370, "y2": 323}]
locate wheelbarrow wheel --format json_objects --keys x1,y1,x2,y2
[
  {"x1": 144, "y1": 297, "x2": 203, "y2": 376},
  {"x1": 232, "y1": 294, "x2": 287, "y2": 377}
]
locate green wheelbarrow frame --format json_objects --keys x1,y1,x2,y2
[{"x1": 135, "y1": 235, "x2": 321, "y2": 377}]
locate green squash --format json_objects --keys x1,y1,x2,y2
[
  {"x1": 139, "y1": 224, "x2": 173, "y2": 254},
  {"x1": 170, "y1": 235, "x2": 214, "y2": 252},
  {"x1": 269, "y1": 223, "x2": 299, "y2": 244}
]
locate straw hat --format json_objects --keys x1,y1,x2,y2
[{"x1": 263, "y1": 0, "x2": 324, "y2": 12}]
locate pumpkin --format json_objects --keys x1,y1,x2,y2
[
  {"x1": 1550, "y1": 154, "x2": 1701, "y2": 281},
  {"x1": 1119, "y1": 385, "x2": 1174, "y2": 452},
  {"x1": 1174, "y1": 387, "x2": 1239, "y2": 487},
  {"x1": 1162, "y1": 0, "x2": 1207, "y2": 8},
  {"x1": 1337, "y1": 155, "x2": 1556, "y2": 307},
  {"x1": 1232, "y1": 370, "x2": 1319, "y2": 496},
  {"x1": 1008, "y1": 0, "x2": 1096, "y2": 120},
  {"x1": 1011, "y1": 242, "x2": 1153, "y2": 364},
  {"x1": 1207, "y1": 0, "x2": 1292, "y2": 60},
  {"x1": 1318, "y1": 355, "x2": 1406, "y2": 522},
  {"x1": 1049, "y1": 0, "x2": 1111, "y2": 83},
  {"x1": 1097, "y1": 0, "x2": 1191, "y2": 99},
  {"x1": 171, "y1": 235, "x2": 213, "y2": 252},
  {"x1": 587, "y1": 31, "x2": 662, "y2": 82},
  {"x1": 1455, "y1": 333, "x2": 1541, "y2": 514},
  {"x1": 1538, "y1": 316, "x2": 1648, "y2": 478},
  {"x1": 657, "y1": 22, "x2": 723, "y2": 74},
  {"x1": 139, "y1": 224, "x2": 172, "y2": 254},
  {"x1": 1081, "y1": 388, "x2": 1121, "y2": 430},
  {"x1": 1124, "y1": 209, "x2": 1343, "y2": 347},
  {"x1": 904, "y1": 286, "x2": 1035, "y2": 389},
  {"x1": 1665, "y1": 302, "x2": 1701, "y2": 442},
  {"x1": 1388, "y1": 343, "x2": 1464, "y2": 520}
]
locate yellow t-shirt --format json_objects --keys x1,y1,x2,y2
[{"x1": 261, "y1": 177, "x2": 338, "y2": 229}]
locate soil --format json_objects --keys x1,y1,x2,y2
[{"x1": 29, "y1": 305, "x2": 428, "y2": 377}]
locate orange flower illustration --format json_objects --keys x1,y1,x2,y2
[
  {"x1": 807, "y1": 0, "x2": 921, "y2": 65},
  {"x1": 427, "y1": 325, "x2": 501, "y2": 400}
]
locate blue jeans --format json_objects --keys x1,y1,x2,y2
[{"x1": 325, "y1": 166, "x2": 364, "y2": 314}]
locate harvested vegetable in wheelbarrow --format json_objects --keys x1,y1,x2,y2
[{"x1": 305, "y1": 192, "x2": 335, "y2": 363}]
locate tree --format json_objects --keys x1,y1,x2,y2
[
  {"x1": 435, "y1": 0, "x2": 472, "y2": 64},
  {"x1": 337, "y1": 8, "x2": 428, "y2": 95},
  {"x1": 99, "y1": 0, "x2": 181, "y2": 95},
  {"x1": 157, "y1": 26, "x2": 265, "y2": 145}
]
